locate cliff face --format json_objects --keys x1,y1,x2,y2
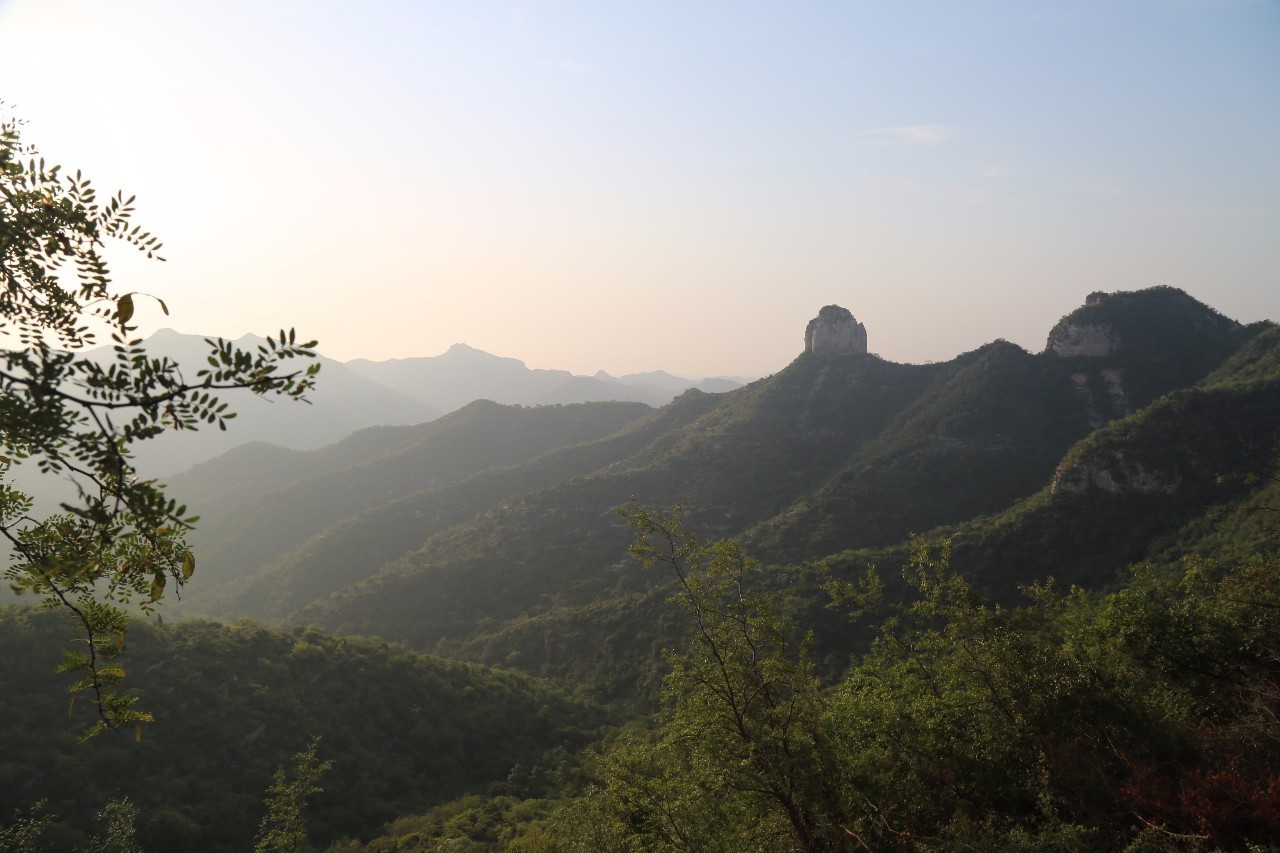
[
  {"x1": 1045, "y1": 287, "x2": 1240, "y2": 359},
  {"x1": 1050, "y1": 323, "x2": 1120, "y2": 357},
  {"x1": 1051, "y1": 451, "x2": 1182, "y2": 495},
  {"x1": 805, "y1": 305, "x2": 867, "y2": 355}
]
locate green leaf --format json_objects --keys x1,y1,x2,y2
[
  {"x1": 181, "y1": 551, "x2": 196, "y2": 581},
  {"x1": 117, "y1": 293, "x2": 134, "y2": 324},
  {"x1": 149, "y1": 574, "x2": 166, "y2": 602}
]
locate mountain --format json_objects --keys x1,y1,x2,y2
[
  {"x1": 177, "y1": 393, "x2": 724, "y2": 624},
  {"x1": 27, "y1": 332, "x2": 740, "y2": 482},
  {"x1": 7, "y1": 285, "x2": 1278, "y2": 850},
  {"x1": 168, "y1": 400, "x2": 654, "y2": 615},
  {"x1": 346, "y1": 343, "x2": 741, "y2": 412},
  {"x1": 164, "y1": 288, "x2": 1277, "y2": 701},
  {"x1": 0, "y1": 608, "x2": 601, "y2": 851},
  {"x1": 95, "y1": 329, "x2": 439, "y2": 476}
]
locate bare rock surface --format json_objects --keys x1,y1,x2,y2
[{"x1": 805, "y1": 305, "x2": 867, "y2": 355}]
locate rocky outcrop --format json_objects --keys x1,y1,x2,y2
[
  {"x1": 1100, "y1": 367, "x2": 1131, "y2": 416},
  {"x1": 1070, "y1": 372, "x2": 1104, "y2": 429},
  {"x1": 1049, "y1": 323, "x2": 1120, "y2": 357},
  {"x1": 1046, "y1": 287, "x2": 1241, "y2": 360},
  {"x1": 1051, "y1": 451, "x2": 1181, "y2": 495},
  {"x1": 805, "y1": 305, "x2": 867, "y2": 355},
  {"x1": 1069, "y1": 368, "x2": 1131, "y2": 428}
]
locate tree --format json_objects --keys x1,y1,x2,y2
[
  {"x1": 571, "y1": 504, "x2": 856, "y2": 851},
  {"x1": 87, "y1": 798, "x2": 141, "y2": 853},
  {"x1": 0, "y1": 106, "x2": 319, "y2": 737},
  {"x1": 254, "y1": 737, "x2": 332, "y2": 853},
  {"x1": 0, "y1": 802, "x2": 53, "y2": 853}
]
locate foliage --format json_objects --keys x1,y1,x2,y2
[
  {"x1": 0, "y1": 802, "x2": 53, "y2": 853},
  {"x1": 346, "y1": 793, "x2": 568, "y2": 851},
  {"x1": 0, "y1": 610, "x2": 603, "y2": 851},
  {"x1": 255, "y1": 737, "x2": 331, "y2": 853},
  {"x1": 0, "y1": 797, "x2": 138, "y2": 853},
  {"x1": 566, "y1": 505, "x2": 856, "y2": 850},
  {"x1": 175, "y1": 399, "x2": 656, "y2": 623},
  {"x1": 87, "y1": 798, "x2": 140, "y2": 853},
  {"x1": 0, "y1": 108, "x2": 318, "y2": 735},
  {"x1": 562, "y1": 507, "x2": 1280, "y2": 851},
  {"x1": 1044, "y1": 285, "x2": 1251, "y2": 406},
  {"x1": 272, "y1": 287, "x2": 1276, "y2": 709}
]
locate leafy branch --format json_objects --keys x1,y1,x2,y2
[{"x1": 0, "y1": 104, "x2": 319, "y2": 737}]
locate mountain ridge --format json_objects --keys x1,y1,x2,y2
[{"x1": 164, "y1": 287, "x2": 1278, "y2": 701}]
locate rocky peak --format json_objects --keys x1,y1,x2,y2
[
  {"x1": 1050, "y1": 323, "x2": 1120, "y2": 357},
  {"x1": 805, "y1": 305, "x2": 867, "y2": 356},
  {"x1": 1045, "y1": 286, "x2": 1240, "y2": 359}
]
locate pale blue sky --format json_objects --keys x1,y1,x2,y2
[{"x1": 1, "y1": 0, "x2": 1276, "y2": 376}]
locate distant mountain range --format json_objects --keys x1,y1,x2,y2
[
  {"x1": 164, "y1": 286, "x2": 1280, "y2": 702},
  {"x1": 346, "y1": 342, "x2": 746, "y2": 412},
  {"x1": 4, "y1": 284, "x2": 1277, "y2": 850},
  {"x1": 89, "y1": 332, "x2": 746, "y2": 476}
]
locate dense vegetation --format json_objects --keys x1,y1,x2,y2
[
  {"x1": 4, "y1": 252, "x2": 1279, "y2": 849},
  {"x1": 210, "y1": 290, "x2": 1272, "y2": 707},
  {"x1": 337, "y1": 504, "x2": 1280, "y2": 851},
  {"x1": 546, "y1": 516, "x2": 1280, "y2": 850},
  {"x1": 0, "y1": 610, "x2": 601, "y2": 850}
]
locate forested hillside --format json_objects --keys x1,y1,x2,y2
[
  {"x1": 5, "y1": 287, "x2": 1279, "y2": 850},
  {"x1": 0, "y1": 610, "x2": 601, "y2": 851},
  {"x1": 165, "y1": 288, "x2": 1272, "y2": 703},
  {"x1": 170, "y1": 400, "x2": 652, "y2": 614}
]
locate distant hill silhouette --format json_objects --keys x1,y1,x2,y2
[
  {"x1": 166, "y1": 288, "x2": 1280, "y2": 702},
  {"x1": 93, "y1": 329, "x2": 438, "y2": 476},
  {"x1": 11, "y1": 332, "x2": 743, "y2": 483},
  {"x1": 346, "y1": 342, "x2": 743, "y2": 413}
]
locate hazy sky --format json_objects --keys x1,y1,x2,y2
[{"x1": 1, "y1": 1, "x2": 1276, "y2": 377}]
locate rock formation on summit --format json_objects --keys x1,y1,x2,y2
[
  {"x1": 805, "y1": 305, "x2": 867, "y2": 355},
  {"x1": 1045, "y1": 287, "x2": 1240, "y2": 359},
  {"x1": 1049, "y1": 323, "x2": 1120, "y2": 357}
]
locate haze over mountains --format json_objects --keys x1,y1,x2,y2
[
  {"x1": 108, "y1": 332, "x2": 745, "y2": 476},
  {"x1": 159, "y1": 286, "x2": 1280, "y2": 698},
  {"x1": 6, "y1": 285, "x2": 1280, "y2": 848}
]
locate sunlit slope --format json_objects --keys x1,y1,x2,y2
[
  {"x1": 745, "y1": 340, "x2": 1091, "y2": 560},
  {"x1": 188, "y1": 390, "x2": 726, "y2": 621},
  {"x1": 293, "y1": 348, "x2": 1031, "y2": 648},
  {"x1": 451, "y1": 324, "x2": 1280, "y2": 696},
  {"x1": 747, "y1": 292, "x2": 1263, "y2": 563},
  {"x1": 174, "y1": 400, "x2": 652, "y2": 609},
  {"x1": 823, "y1": 323, "x2": 1280, "y2": 602},
  {"x1": 163, "y1": 288, "x2": 1272, "y2": 699}
]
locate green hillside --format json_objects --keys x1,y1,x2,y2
[
  {"x1": 0, "y1": 609, "x2": 602, "y2": 851},
  {"x1": 5, "y1": 287, "x2": 1279, "y2": 850},
  {"x1": 173, "y1": 400, "x2": 652, "y2": 611},
  {"x1": 239, "y1": 289, "x2": 1277, "y2": 704},
  {"x1": 188, "y1": 391, "x2": 725, "y2": 622},
  {"x1": 283, "y1": 292, "x2": 1260, "y2": 667},
  {"x1": 292, "y1": 352, "x2": 941, "y2": 654}
]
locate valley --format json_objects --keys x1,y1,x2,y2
[{"x1": 4, "y1": 287, "x2": 1279, "y2": 850}]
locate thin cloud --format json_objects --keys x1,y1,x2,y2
[
  {"x1": 863, "y1": 125, "x2": 957, "y2": 145},
  {"x1": 557, "y1": 60, "x2": 599, "y2": 74},
  {"x1": 978, "y1": 163, "x2": 1009, "y2": 178}
]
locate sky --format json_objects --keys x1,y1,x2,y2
[{"x1": 0, "y1": 0, "x2": 1276, "y2": 377}]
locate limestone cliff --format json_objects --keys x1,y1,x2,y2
[
  {"x1": 1051, "y1": 450, "x2": 1181, "y2": 495},
  {"x1": 805, "y1": 305, "x2": 867, "y2": 355},
  {"x1": 1045, "y1": 286, "x2": 1239, "y2": 359},
  {"x1": 1050, "y1": 323, "x2": 1120, "y2": 357}
]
